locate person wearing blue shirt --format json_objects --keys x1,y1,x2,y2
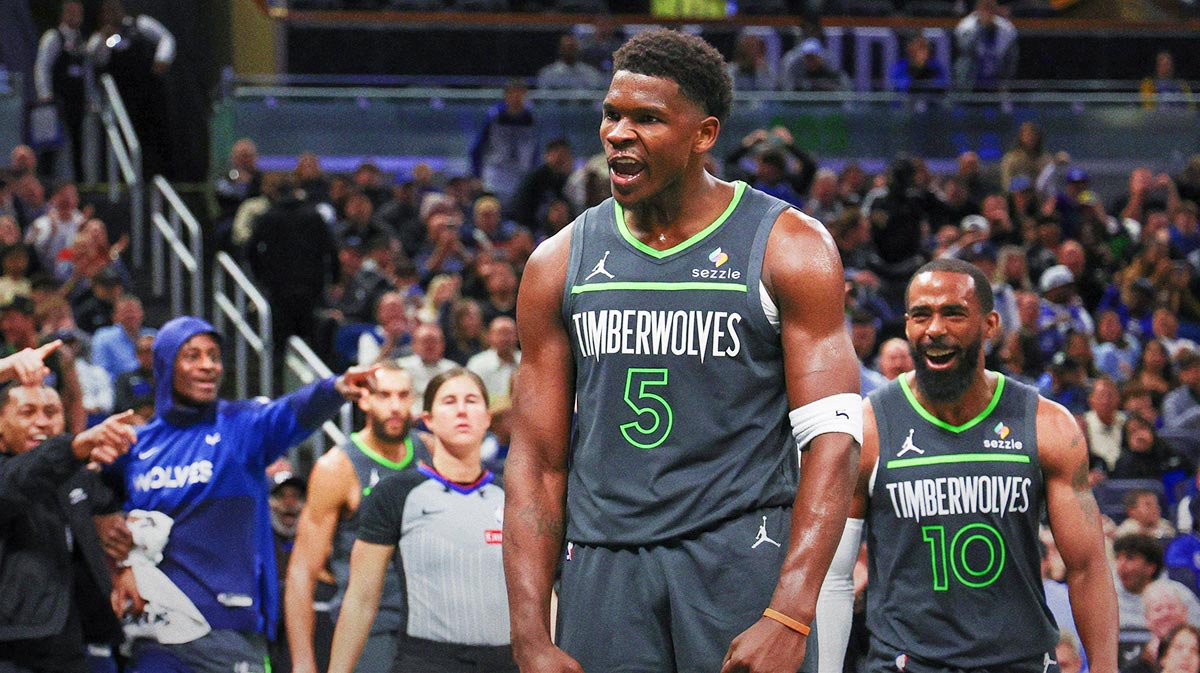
[
  {"x1": 105, "y1": 316, "x2": 376, "y2": 673},
  {"x1": 91, "y1": 297, "x2": 155, "y2": 382}
]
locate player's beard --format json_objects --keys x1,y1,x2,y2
[
  {"x1": 370, "y1": 414, "x2": 411, "y2": 444},
  {"x1": 910, "y1": 335, "x2": 982, "y2": 403}
]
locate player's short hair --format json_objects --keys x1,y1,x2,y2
[
  {"x1": 1113, "y1": 533, "x2": 1164, "y2": 577},
  {"x1": 611, "y1": 29, "x2": 733, "y2": 124},
  {"x1": 907, "y1": 257, "x2": 995, "y2": 314}
]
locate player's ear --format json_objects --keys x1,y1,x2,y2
[
  {"x1": 693, "y1": 116, "x2": 720, "y2": 155},
  {"x1": 984, "y1": 310, "x2": 1001, "y2": 341}
]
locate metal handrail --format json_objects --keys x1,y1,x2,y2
[
  {"x1": 97, "y1": 74, "x2": 145, "y2": 268},
  {"x1": 213, "y1": 251, "x2": 273, "y2": 400},
  {"x1": 150, "y1": 176, "x2": 203, "y2": 318},
  {"x1": 285, "y1": 335, "x2": 352, "y2": 455}
]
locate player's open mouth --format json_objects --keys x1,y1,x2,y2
[
  {"x1": 609, "y1": 157, "x2": 644, "y2": 186},
  {"x1": 922, "y1": 346, "x2": 958, "y2": 370}
]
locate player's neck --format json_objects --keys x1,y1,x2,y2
[
  {"x1": 624, "y1": 171, "x2": 732, "y2": 246},
  {"x1": 431, "y1": 442, "x2": 483, "y2": 483},
  {"x1": 359, "y1": 427, "x2": 409, "y2": 462},
  {"x1": 908, "y1": 369, "x2": 1000, "y2": 427}
]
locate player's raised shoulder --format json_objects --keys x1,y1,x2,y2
[{"x1": 1036, "y1": 395, "x2": 1088, "y2": 472}]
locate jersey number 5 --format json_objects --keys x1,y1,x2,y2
[
  {"x1": 921, "y1": 523, "x2": 1006, "y2": 591},
  {"x1": 620, "y1": 368, "x2": 674, "y2": 449}
]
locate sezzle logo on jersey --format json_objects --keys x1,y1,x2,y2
[
  {"x1": 691, "y1": 247, "x2": 741, "y2": 280},
  {"x1": 984, "y1": 421, "x2": 1023, "y2": 450},
  {"x1": 133, "y1": 461, "x2": 214, "y2": 492}
]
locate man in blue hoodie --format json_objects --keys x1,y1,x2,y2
[{"x1": 104, "y1": 316, "x2": 377, "y2": 673}]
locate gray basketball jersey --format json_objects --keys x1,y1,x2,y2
[
  {"x1": 866, "y1": 374, "x2": 1058, "y2": 667},
  {"x1": 562, "y1": 181, "x2": 797, "y2": 545},
  {"x1": 329, "y1": 431, "x2": 427, "y2": 631}
]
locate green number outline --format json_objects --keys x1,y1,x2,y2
[
  {"x1": 619, "y1": 368, "x2": 674, "y2": 449},
  {"x1": 921, "y1": 523, "x2": 1006, "y2": 591}
]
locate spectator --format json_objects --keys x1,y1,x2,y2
[
  {"x1": 1132, "y1": 338, "x2": 1177, "y2": 409},
  {"x1": 838, "y1": 162, "x2": 870, "y2": 208},
  {"x1": 0, "y1": 244, "x2": 31, "y2": 307},
  {"x1": 564, "y1": 152, "x2": 611, "y2": 216},
  {"x1": 862, "y1": 157, "x2": 931, "y2": 312},
  {"x1": 71, "y1": 267, "x2": 124, "y2": 335},
  {"x1": 875, "y1": 337, "x2": 913, "y2": 381},
  {"x1": 957, "y1": 151, "x2": 993, "y2": 205},
  {"x1": 113, "y1": 332, "x2": 154, "y2": 417},
  {"x1": 1114, "y1": 488, "x2": 1175, "y2": 540},
  {"x1": 1160, "y1": 262, "x2": 1200, "y2": 329},
  {"x1": 466, "y1": 316, "x2": 520, "y2": 410},
  {"x1": 326, "y1": 369, "x2": 511, "y2": 673},
  {"x1": 536, "y1": 34, "x2": 605, "y2": 90},
  {"x1": 1164, "y1": 350, "x2": 1200, "y2": 431},
  {"x1": 33, "y1": 0, "x2": 87, "y2": 181},
  {"x1": 1111, "y1": 413, "x2": 1190, "y2": 480},
  {"x1": 480, "y1": 262, "x2": 518, "y2": 326},
  {"x1": 850, "y1": 310, "x2": 887, "y2": 395},
  {"x1": 1124, "y1": 583, "x2": 1195, "y2": 673},
  {"x1": 61, "y1": 219, "x2": 129, "y2": 295},
  {"x1": 0, "y1": 360, "x2": 139, "y2": 673},
  {"x1": 576, "y1": 20, "x2": 622, "y2": 73},
  {"x1": 779, "y1": 38, "x2": 851, "y2": 92},
  {"x1": 1158, "y1": 624, "x2": 1200, "y2": 673},
  {"x1": 1039, "y1": 352, "x2": 1090, "y2": 415},
  {"x1": 90, "y1": 296, "x2": 154, "y2": 383},
  {"x1": 1153, "y1": 309, "x2": 1199, "y2": 361},
  {"x1": 71, "y1": 336, "x2": 114, "y2": 428},
  {"x1": 1140, "y1": 51, "x2": 1194, "y2": 110},
  {"x1": 214, "y1": 138, "x2": 263, "y2": 225},
  {"x1": 0, "y1": 172, "x2": 34, "y2": 231},
  {"x1": 0, "y1": 296, "x2": 84, "y2": 432},
  {"x1": 1082, "y1": 376, "x2": 1126, "y2": 474},
  {"x1": 726, "y1": 33, "x2": 777, "y2": 92},
  {"x1": 1092, "y1": 310, "x2": 1141, "y2": 385},
  {"x1": 953, "y1": 0, "x2": 1018, "y2": 91},
  {"x1": 1036, "y1": 264, "x2": 1094, "y2": 361},
  {"x1": 1000, "y1": 122, "x2": 1051, "y2": 195},
  {"x1": 396, "y1": 322, "x2": 458, "y2": 415},
  {"x1": 470, "y1": 79, "x2": 538, "y2": 207},
  {"x1": 351, "y1": 163, "x2": 392, "y2": 211},
  {"x1": 1114, "y1": 534, "x2": 1200, "y2": 667},
  {"x1": 415, "y1": 274, "x2": 460, "y2": 325},
  {"x1": 1178, "y1": 155, "x2": 1200, "y2": 206},
  {"x1": 269, "y1": 471, "x2": 305, "y2": 673},
  {"x1": 443, "y1": 298, "x2": 485, "y2": 366},
  {"x1": 462, "y1": 196, "x2": 518, "y2": 258},
  {"x1": 25, "y1": 180, "x2": 84, "y2": 274},
  {"x1": 510, "y1": 139, "x2": 574, "y2": 233},
  {"x1": 1056, "y1": 632, "x2": 1083, "y2": 673},
  {"x1": 334, "y1": 191, "x2": 391, "y2": 248},
  {"x1": 888, "y1": 34, "x2": 949, "y2": 93},
  {"x1": 1057, "y1": 239, "x2": 1106, "y2": 314},
  {"x1": 723, "y1": 126, "x2": 817, "y2": 209},
  {"x1": 414, "y1": 204, "x2": 472, "y2": 283},
  {"x1": 357, "y1": 291, "x2": 413, "y2": 366},
  {"x1": 102, "y1": 316, "x2": 376, "y2": 673},
  {"x1": 339, "y1": 235, "x2": 406, "y2": 324},
  {"x1": 803, "y1": 168, "x2": 843, "y2": 225},
  {"x1": 87, "y1": 0, "x2": 175, "y2": 178}
]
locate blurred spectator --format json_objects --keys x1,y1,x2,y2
[
  {"x1": 576, "y1": 20, "x2": 622, "y2": 73},
  {"x1": 1039, "y1": 352, "x2": 1089, "y2": 415},
  {"x1": 1157, "y1": 624, "x2": 1200, "y2": 673},
  {"x1": 1123, "y1": 582, "x2": 1195, "y2": 673},
  {"x1": 1094, "y1": 309, "x2": 1141, "y2": 383},
  {"x1": 91, "y1": 296, "x2": 153, "y2": 382},
  {"x1": 850, "y1": 310, "x2": 886, "y2": 395},
  {"x1": 1057, "y1": 239, "x2": 1105, "y2": 314},
  {"x1": 1153, "y1": 309, "x2": 1198, "y2": 360},
  {"x1": 470, "y1": 79, "x2": 538, "y2": 208},
  {"x1": 1177, "y1": 155, "x2": 1200, "y2": 206},
  {"x1": 934, "y1": 177, "x2": 980, "y2": 231},
  {"x1": 838, "y1": 163, "x2": 870, "y2": 208},
  {"x1": 1114, "y1": 488, "x2": 1175, "y2": 540},
  {"x1": 0, "y1": 244, "x2": 31, "y2": 307},
  {"x1": 72, "y1": 336, "x2": 114, "y2": 428},
  {"x1": 1170, "y1": 202, "x2": 1200, "y2": 259},
  {"x1": 1116, "y1": 534, "x2": 1168, "y2": 641},
  {"x1": 956, "y1": 151, "x2": 993, "y2": 205},
  {"x1": 1003, "y1": 176, "x2": 1038, "y2": 243},
  {"x1": 61, "y1": 219, "x2": 129, "y2": 294},
  {"x1": 0, "y1": 179, "x2": 33, "y2": 236},
  {"x1": 0, "y1": 376, "x2": 135, "y2": 673},
  {"x1": 727, "y1": 33, "x2": 777, "y2": 92},
  {"x1": 396, "y1": 322, "x2": 458, "y2": 415},
  {"x1": 214, "y1": 138, "x2": 263, "y2": 225},
  {"x1": 724, "y1": 126, "x2": 817, "y2": 209},
  {"x1": 1055, "y1": 632, "x2": 1083, "y2": 673},
  {"x1": 1111, "y1": 413, "x2": 1190, "y2": 480},
  {"x1": 294, "y1": 152, "x2": 331, "y2": 205},
  {"x1": 443, "y1": 298, "x2": 485, "y2": 365},
  {"x1": 862, "y1": 157, "x2": 931, "y2": 312},
  {"x1": 269, "y1": 470, "x2": 306, "y2": 673},
  {"x1": 1177, "y1": 466, "x2": 1200, "y2": 535},
  {"x1": 25, "y1": 181, "x2": 84, "y2": 274},
  {"x1": 1131, "y1": 338, "x2": 1177, "y2": 408},
  {"x1": 416, "y1": 274, "x2": 460, "y2": 325},
  {"x1": 414, "y1": 202, "x2": 472, "y2": 283},
  {"x1": 466, "y1": 316, "x2": 520, "y2": 410},
  {"x1": 511, "y1": 139, "x2": 574, "y2": 234},
  {"x1": 113, "y1": 332, "x2": 154, "y2": 417},
  {"x1": 339, "y1": 235, "x2": 407, "y2": 324},
  {"x1": 480, "y1": 262, "x2": 518, "y2": 326},
  {"x1": 230, "y1": 172, "x2": 284, "y2": 251},
  {"x1": 1036, "y1": 264, "x2": 1093, "y2": 360},
  {"x1": 1163, "y1": 350, "x2": 1200, "y2": 431},
  {"x1": 1082, "y1": 376, "x2": 1125, "y2": 474},
  {"x1": 779, "y1": 38, "x2": 851, "y2": 92},
  {"x1": 1140, "y1": 51, "x2": 1194, "y2": 110},
  {"x1": 33, "y1": 0, "x2": 86, "y2": 181},
  {"x1": 953, "y1": 0, "x2": 1018, "y2": 91},
  {"x1": 334, "y1": 191, "x2": 392, "y2": 248},
  {"x1": 357, "y1": 291, "x2": 413, "y2": 366},
  {"x1": 1000, "y1": 123, "x2": 1051, "y2": 195},
  {"x1": 1115, "y1": 168, "x2": 1180, "y2": 231},
  {"x1": 889, "y1": 34, "x2": 948, "y2": 93},
  {"x1": 1122, "y1": 382, "x2": 1161, "y2": 429},
  {"x1": 996, "y1": 244, "x2": 1033, "y2": 292},
  {"x1": 87, "y1": 0, "x2": 175, "y2": 178},
  {"x1": 0, "y1": 296, "x2": 84, "y2": 432},
  {"x1": 564, "y1": 152, "x2": 611, "y2": 215},
  {"x1": 1102, "y1": 275, "x2": 1159, "y2": 347},
  {"x1": 804, "y1": 168, "x2": 843, "y2": 225},
  {"x1": 247, "y1": 177, "x2": 339, "y2": 350},
  {"x1": 71, "y1": 267, "x2": 123, "y2": 335},
  {"x1": 537, "y1": 34, "x2": 605, "y2": 90},
  {"x1": 462, "y1": 196, "x2": 518, "y2": 258},
  {"x1": 351, "y1": 163, "x2": 392, "y2": 210},
  {"x1": 875, "y1": 337, "x2": 913, "y2": 381}
]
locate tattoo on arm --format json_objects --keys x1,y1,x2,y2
[
  {"x1": 1067, "y1": 432, "x2": 1101, "y2": 520},
  {"x1": 517, "y1": 503, "x2": 564, "y2": 540}
]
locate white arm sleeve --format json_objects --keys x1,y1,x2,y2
[
  {"x1": 137, "y1": 15, "x2": 176, "y2": 66},
  {"x1": 815, "y1": 518, "x2": 864, "y2": 673}
]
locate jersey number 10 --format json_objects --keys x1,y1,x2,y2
[{"x1": 921, "y1": 523, "x2": 1007, "y2": 591}]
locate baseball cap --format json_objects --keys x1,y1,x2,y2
[
  {"x1": 1066, "y1": 167, "x2": 1089, "y2": 183},
  {"x1": 1008, "y1": 175, "x2": 1032, "y2": 192},
  {"x1": 961, "y1": 214, "x2": 990, "y2": 234},
  {"x1": 1038, "y1": 264, "x2": 1075, "y2": 293},
  {"x1": 270, "y1": 471, "x2": 306, "y2": 496},
  {"x1": 799, "y1": 38, "x2": 824, "y2": 57},
  {"x1": 1, "y1": 295, "x2": 34, "y2": 315}
]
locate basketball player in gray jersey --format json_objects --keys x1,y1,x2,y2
[
  {"x1": 833, "y1": 259, "x2": 1117, "y2": 673},
  {"x1": 285, "y1": 363, "x2": 429, "y2": 673},
  {"x1": 505, "y1": 29, "x2": 862, "y2": 673}
]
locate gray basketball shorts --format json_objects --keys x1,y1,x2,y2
[
  {"x1": 865, "y1": 640, "x2": 1061, "y2": 673},
  {"x1": 556, "y1": 506, "x2": 818, "y2": 673}
]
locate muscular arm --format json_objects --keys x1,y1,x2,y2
[
  {"x1": 1039, "y1": 398, "x2": 1118, "y2": 673},
  {"x1": 286, "y1": 449, "x2": 354, "y2": 673},
  {"x1": 724, "y1": 209, "x2": 861, "y2": 672},
  {"x1": 326, "y1": 540, "x2": 390, "y2": 673},
  {"x1": 503, "y1": 227, "x2": 580, "y2": 671}
]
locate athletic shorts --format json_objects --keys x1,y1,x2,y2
[
  {"x1": 128, "y1": 630, "x2": 268, "y2": 673},
  {"x1": 393, "y1": 636, "x2": 516, "y2": 673},
  {"x1": 865, "y1": 639, "x2": 1061, "y2": 673},
  {"x1": 557, "y1": 506, "x2": 818, "y2": 673}
]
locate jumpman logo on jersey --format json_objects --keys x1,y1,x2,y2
[
  {"x1": 1043, "y1": 651, "x2": 1057, "y2": 673},
  {"x1": 585, "y1": 251, "x2": 615, "y2": 280},
  {"x1": 752, "y1": 516, "x2": 781, "y2": 549},
  {"x1": 898, "y1": 428, "x2": 924, "y2": 457}
]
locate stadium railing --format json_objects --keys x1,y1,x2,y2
[
  {"x1": 150, "y1": 175, "x2": 204, "y2": 320},
  {"x1": 213, "y1": 251, "x2": 273, "y2": 400},
  {"x1": 284, "y1": 335, "x2": 354, "y2": 456},
  {"x1": 95, "y1": 74, "x2": 145, "y2": 268}
]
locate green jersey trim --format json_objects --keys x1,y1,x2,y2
[
  {"x1": 899, "y1": 373, "x2": 1006, "y2": 434},
  {"x1": 570, "y1": 281, "x2": 747, "y2": 294},
  {"x1": 351, "y1": 432, "x2": 415, "y2": 471},
  {"x1": 613, "y1": 181, "x2": 747, "y2": 259},
  {"x1": 887, "y1": 453, "x2": 1032, "y2": 469}
]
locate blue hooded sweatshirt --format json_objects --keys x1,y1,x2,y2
[{"x1": 108, "y1": 316, "x2": 344, "y2": 637}]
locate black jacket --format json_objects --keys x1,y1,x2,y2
[{"x1": 0, "y1": 436, "x2": 120, "y2": 643}]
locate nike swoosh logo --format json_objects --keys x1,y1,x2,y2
[
  {"x1": 138, "y1": 447, "x2": 162, "y2": 460},
  {"x1": 835, "y1": 410, "x2": 849, "y2": 420}
]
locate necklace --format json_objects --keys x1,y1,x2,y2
[{"x1": 658, "y1": 232, "x2": 666, "y2": 242}]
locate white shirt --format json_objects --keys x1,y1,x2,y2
[
  {"x1": 466, "y1": 349, "x2": 521, "y2": 409},
  {"x1": 395, "y1": 354, "x2": 458, "y2": 415},
  {"x1": 34, "y1": 25, "x2": 83, "y2": 101},
  {"x1": 86, "y1": 15, "x2": 175, "y2": 69},
  {"x1": 1084, "y1": 409, "x2": 1126, "y2": 472}
]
